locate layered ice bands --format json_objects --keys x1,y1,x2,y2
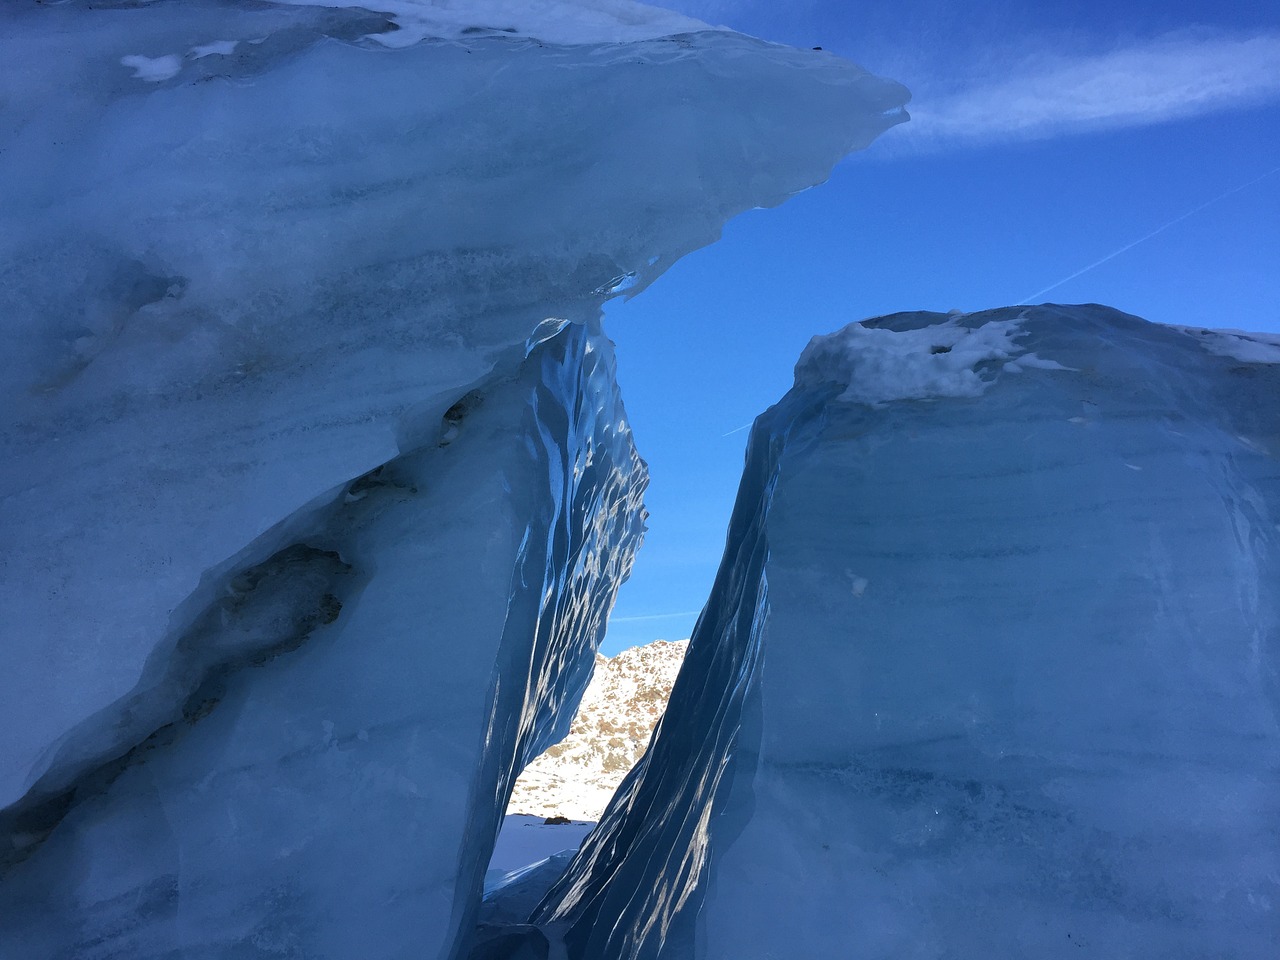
[
  {"x1": 0, "y1": 320, "x2": 646, "y2": 960},
  {"x1": 0, "y1": 1, "x2": 906, "y2": 830},
  {"x1": 0, "y1": 2, "x2": 908, "y2": 957},
  {"x1": 537, "y1": 305, "x2": 1280, "y2": 959}
]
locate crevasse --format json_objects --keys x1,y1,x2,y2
[{"x1": 526, "y1": 383, "x2": 831, "y2": 959}]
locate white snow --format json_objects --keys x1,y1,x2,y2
[
  {"x1": 795, "y1": 315, "x2": 1032, "y2": 404},
  {"x1": 508, "y1": 639, "x2": 687, "y2": 821},
  {"x1": 1005, "y1": 351, "x2": 1076, "y2": 372},
  {"x1": 480, "y1": 815, "x2": 597, "y2": 933},
  {"x1": 120, "y1": 54, "x2": 182, "y2": 81},
  {"x1": 488, "y1": 814, "x2": 595, "y2": 876},
  {"x1": 1177, "y1": 325, "x2": 1280, "y2": 363},
  {"x1": 274, "y1": 0, "x2": 719, "y2": 47},
  {"x1": 189, "y1": 40, "x2": 240, "y2": 59}
]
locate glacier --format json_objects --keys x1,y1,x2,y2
[
  {"x1": 0, "y1": 319, "x2": 648, "y2": 959},
  {"x1": 535, "y1": 305, "x2": 1280, "y2": 959},
  {"x1": 0, "y1": 0, "x2": 910, "y2": 957}
]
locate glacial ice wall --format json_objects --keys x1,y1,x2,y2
[
  {"x1": 537, "y1": 305, "x2": 1280, "y2": 959},
  {"x1": 0, "y1": 1, "x2": 910, "y2": 956},
  {"x1": 0, "y1": 319, "x2": 645, "y2": 960},
  {"x1": 0, "y1": 0, "x2": 908, "y2": 816}
]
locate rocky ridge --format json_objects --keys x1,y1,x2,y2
[{"x1": 507, "y1": 639, "x2": 688, "y2": 821}]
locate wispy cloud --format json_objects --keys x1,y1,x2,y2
[{"x1": 891, "y1": 31, "x2": 1280, "y2": 150}]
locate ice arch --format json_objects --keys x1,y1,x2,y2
[{"x1": 0, "y1": 2, "x2": 908, "y2": 958}]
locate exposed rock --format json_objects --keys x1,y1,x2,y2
[{"x1": 509, "y1": 640, "x2": 688, "y2": 821}]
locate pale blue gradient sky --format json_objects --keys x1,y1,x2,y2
[{"x1": 600, "y1": 0, "x2": 1280, "y2": 652}]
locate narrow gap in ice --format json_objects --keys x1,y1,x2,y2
[{"x1": 478, "y1": 639, "x2": 688, "y2": 923}]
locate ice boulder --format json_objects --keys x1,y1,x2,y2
[
  {"x1": 0, "y1": 1, "x2": 909, "y2": 957},
  {"x1": 536, "y1": 305, "x2": 1280, "y2": 959}
]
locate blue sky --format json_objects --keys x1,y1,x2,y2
[{"x1": 600, "y1": 0, "x2": 1280, "y2": 653}]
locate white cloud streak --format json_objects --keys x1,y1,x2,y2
[
  {"x1": 610, "y1": 610, "x2": 703, "y2": 623},
  {"x1": 895, "y1": 31, "x2": 1280, "y2": 149}
]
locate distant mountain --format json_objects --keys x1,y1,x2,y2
[{"x1": 508, "y1": 639, "x2": 688, "y2": 821}]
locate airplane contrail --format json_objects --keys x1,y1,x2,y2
[
  {"x1": 721, "y1": 421, "x2": 753, "y2": 438},
  {"x1": 610, "y1": 610, "x2": 702, "y2": 623},
  {"x1": 1019, "y1": 165, "x2": 1280, "y2": 305}
]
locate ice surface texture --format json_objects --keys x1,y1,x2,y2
[
  {"x1": 0, "y1": 312, "x2": 645, "y2": 957},
  {"x1": 0, "y1": 319, "x2": 646, "y2": 959},
  {"x1": 0, "y1": 1, "x2": 907, "y2": 956},
  {"x1": 537, "y1": 305, "x2": 1280, "y2": 959}
]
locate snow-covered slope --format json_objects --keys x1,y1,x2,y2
[
  {"x1": 535, "y1": 305, "x2": 1280, "y2": 959},
  {"x1": 509, "y1": 640, "x2": 688, "y2": 820}
]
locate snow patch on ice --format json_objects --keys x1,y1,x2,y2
[
  {"x1": 1006, "y1": 352, "x2": 1076, "y2": 372},
  {"x1": 189, "y1": 40, "x2": 240, "y2": 59},
  {"x1": 120, "y1": 54, "x2": 181, "y2": 82},
  {"x1": 1178, "y1": 326, "x2": 1280, "y2": 364},
  {"x1": 275, "y1": 0, "x2": 719, "y2": 47},
  {"x1": 795, "y1": 316, "x2": 1034, "y2": 405}
]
